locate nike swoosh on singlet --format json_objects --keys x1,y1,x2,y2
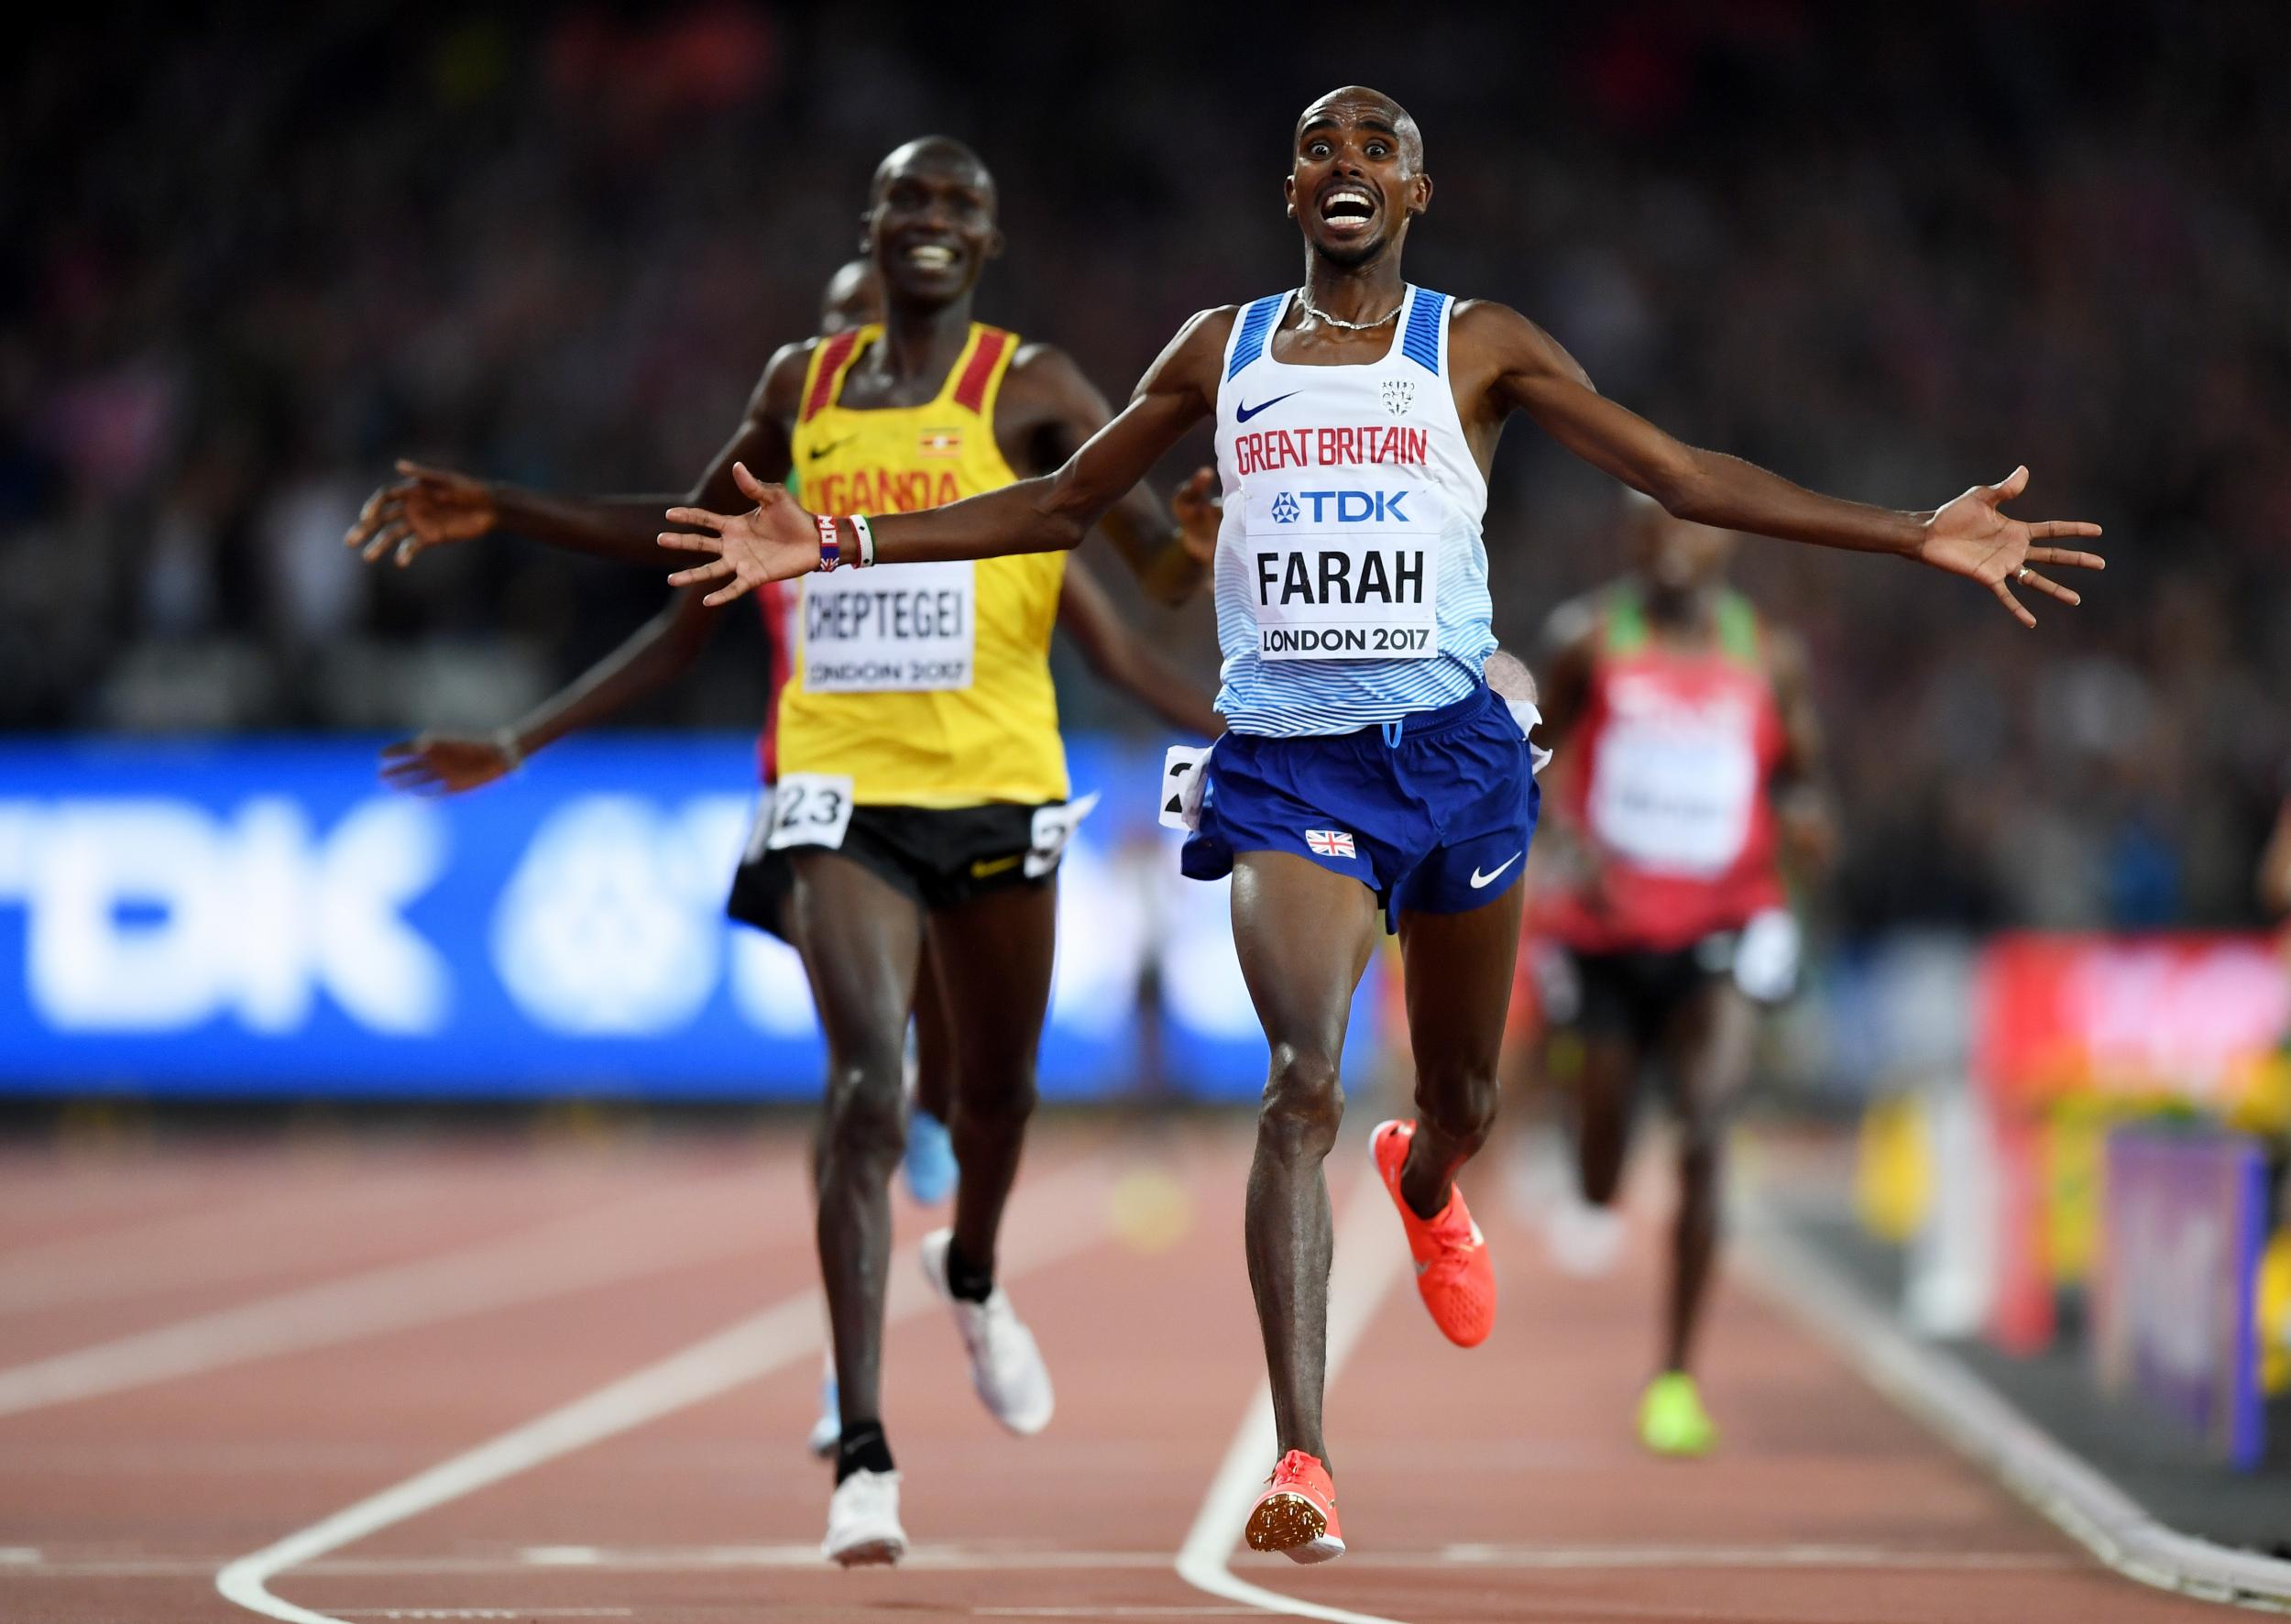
[
  {"x1": 1233, "y1": 391, "x2": 1299, "y2": 422},
  {"x1": 806, "y1": 436, "x2": 856, "y2": 461},
  {"x1": 969, "y1": 853, "x2": 1025, "y2": 879},
  {"x1": 1469, "y1": 853, "x2": 1522, "y2": 889}
]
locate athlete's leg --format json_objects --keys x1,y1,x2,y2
[
  {"x1": 1659, "y1": 976, "x2": 1759, "y2": 1373},
  {"x1": 789, "y1": 853, "x2": 925, "y2": 1439},
  {"x1": 1232, "y1": 850, "x2": 1379, "y2": 1465},
  {"x1": 1392, "y1": 881, "x2": 1527, "y2": 1219},
  {"x1": 1568, "y1": 958, "x2": 1646, "y2": 1212},
  {"x1": 910, "y1": 932, "x2": 956, "y2": 1124},
  {"x1": 926, "y1": 879, "x2": 1058, "y2": 1277},
  {"x1": 1574, "y1": 1032, "x2": 1641, "y2": 1210}
]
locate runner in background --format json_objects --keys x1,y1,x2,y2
[
  {"x1": 349, "y1": 137, "x2": 1222, "y2": 1565},
  {"x1": 1527, "y1": 492, "x2": 1834, "y2": 1456},
  {"x1": 380, "y1": 258, "x2": 1223, "y2": 1461}
]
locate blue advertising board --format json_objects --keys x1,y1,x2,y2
[
  {"x1": 2094, "y1": 1127, "x2": 2270, "y2": 1468},
  {"x1": 0, "y1": 734, "x2": 1382, "y2": 1101}
]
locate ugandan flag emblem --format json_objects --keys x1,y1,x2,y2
[{"x1": 917, "y1": 428, "x2": 963, "y2": 459}]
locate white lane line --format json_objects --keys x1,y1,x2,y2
[
  {"x1": 1174, "y1": 1153, "x2": 1409, "y2": 1624},
  {"x1": 14, "y1": 1543, "x2": 2078, "y2": 1579},
  {"x1": 0, "y1": 1175, "x2": 782, "y2": 1419},
  {"x1": 216, "y1": 1160, "x2": 1113, "y2": 1624},
  {"x1": 0, "y1": 1545, "x2": 38, "y2": 1564}
]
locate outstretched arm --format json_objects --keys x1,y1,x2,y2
[
  {"x1": 661, "y1": 310, "x2": 1233, "y2": 605},
  {"x1": 1055, "y1": 554, "x2": 1224, "y2": 740},
  {"x1": 1467, "y1": 303, "x2": 2105, "y2": 628},
  {"x1": 381, "y1": 587, "x2": 723, "y2": 793},
  {"x1": 347, "y1": 345, "x2": 809, "y2": 571}
]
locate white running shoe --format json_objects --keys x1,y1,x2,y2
[
  {"x1": 822, "y1": 1468, "x2": 905, "y2": 1567},
  {"x1": 919, "y1": 1228, "x2": 1054, "y2": 1435}
]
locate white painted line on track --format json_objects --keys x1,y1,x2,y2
[
  {"x1": 215, "y1": 1160, "x2": 1113, "y2": 1624},
  {"x1": 0, "y1": 1176, "x2": 778, "y2": 1418},
  {"x1": 0, "y1": 1545, "x2": 38, "y2": 1564},
  {"x1": 1174, "y1": 1151, "x2": 1409, "y2": 1624},
  {"x1": 1740, "y1": 1203, "x2": 2291, "y2": 1614},
  {"x1": 16, "y1": 1542, "x2": 2081, "y2": 1580}
]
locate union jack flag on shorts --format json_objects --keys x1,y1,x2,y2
[{"x1": 1305, "y1": 828, "x2": 1356, "y2": 860}]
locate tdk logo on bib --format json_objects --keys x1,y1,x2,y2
[
  {"x1": 1289, "y1": 489, "x2": 1409, "y2": 524},
  {"x1": 1271, "y1": 492, "x2": 1300, "y2": 523}
]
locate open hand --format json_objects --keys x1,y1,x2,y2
[
  {"x1": 379, "y1": 732, "x2": 517, "y2": 796},
  {"x1": 1917, "y1": 466, "x2": 2104, "y2": 628},
  {"x1": 345, "y1": 460, "x2": 499, "y2": 566},
  {"x1": 658, "y1": 462, "x2": 818, "y2": 606},
  {"x1": 1172, "y1": 466, "x2": 1221, "y2": 565}
]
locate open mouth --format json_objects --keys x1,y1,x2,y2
[
  {"x1": 1318, "y1": 188, "x2": 1376, "y2": 233},
  {"x1": 904, "y1": 243, "x2": 958, "y2": 270}
]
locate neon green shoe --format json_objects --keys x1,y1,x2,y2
[{"x1": 1638, "y1": 1372, "x2": 1716, "y2": 1457}]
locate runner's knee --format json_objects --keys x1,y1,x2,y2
[
  {"x1": 821, "y1": 1061, "x2": 906, "y2": 1172},
  {"x1": 1415, "y1": 1062, "x2": 1498, "y2": 1155},
  {"x1": 1258, "y1": 1046, "x2": 1344, "y2": 1155},
  {"x1": 953, "y1": 1064, "x2": 1038, "y2": 1141}
]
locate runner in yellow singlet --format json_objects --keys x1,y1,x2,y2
[
  {"x1": 346, "y1": 139, "x2": 1218, "y2": 1567},
  {"x1": 373, "y1": 258, "x2": 1225, "y2": 1468}
]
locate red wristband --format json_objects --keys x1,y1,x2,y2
[{"x1": 814, "y1": 511, "x2": 841, "y2": 572}]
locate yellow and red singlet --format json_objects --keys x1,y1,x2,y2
[{"x1": 779, "y1": 323, "x2": 1069, "y2": 807}]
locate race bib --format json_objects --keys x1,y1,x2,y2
[
  {"x1": 1156, "y1": 745, "x2": 1213, "y2": 831},
  {"x1": 799, "y1": 562, "x2": 975, "y2": 693},
  {"x1": 1025, "y1": 791, "x2": 1100, "y2": 878},
  {"x1": 1244, "y1": 484, "x2": 1439, "y2": 661},
  {"x1": 764, "y1": 773, "x2": 857, "y2": 851},
  {"x1": 1587, "y1": 716, "x2": 1757, "y2": 874}
]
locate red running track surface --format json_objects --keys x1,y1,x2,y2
[{"x1": 0, "y1": 1122, "x2": 2221, "y2": 1624}]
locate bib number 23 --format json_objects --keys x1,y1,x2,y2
[{"x1": 765, "y1": 774, "x2": 858, "y2": 852}]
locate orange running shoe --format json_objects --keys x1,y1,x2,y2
[
  {"x1": 1244, "y1": 1449, "x2": 1344, "y2": 1564},
  {"x1": 1370, "y1": 1119, "x2": 1496, "y2": 1347}
]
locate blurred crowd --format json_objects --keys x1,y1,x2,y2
[{"x1": 5, "y1": 3, "x2": 2287, "y2": 935}]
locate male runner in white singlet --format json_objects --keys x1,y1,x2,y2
[{"x1": 658, "y1": 87, "x2": 2105, "y2": 1562}]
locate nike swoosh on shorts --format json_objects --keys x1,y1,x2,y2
[
  {"x1": 1233, "y1": 391, "x2": 1299, "y2": 422},
  {"x1": 969, "y1": 853, "x2": 1025, "y2": 879},
  {"x1": 1469, "y1": 853, "x2": 1522, "y2": 889}
]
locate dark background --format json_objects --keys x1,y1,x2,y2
[{"x1": 6, "y1": 1, "x2": 2286, "y2": 937}]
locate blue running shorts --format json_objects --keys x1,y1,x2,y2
[{"x1": 1181, "y1": 684, "x2": 1540, "y2": 929}]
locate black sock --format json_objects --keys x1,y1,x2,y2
[
  {"x1": 942, "y1": 1236, "x2": 994, "y2": 1304},
  {"x1": 836, "y1": 1420, "x2": 894, "y2": 1483}
]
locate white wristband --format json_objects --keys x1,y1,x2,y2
[
  {"x1": 492, "y1": 727, "x2": 526, "y2": 773},
  {"x1": 850, "y1": 513, "x2": 876, "y2": 568}
]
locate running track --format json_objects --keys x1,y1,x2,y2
[{"x1": 0, "y1": 1121, "x2": 2224, "y2": 1623}]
